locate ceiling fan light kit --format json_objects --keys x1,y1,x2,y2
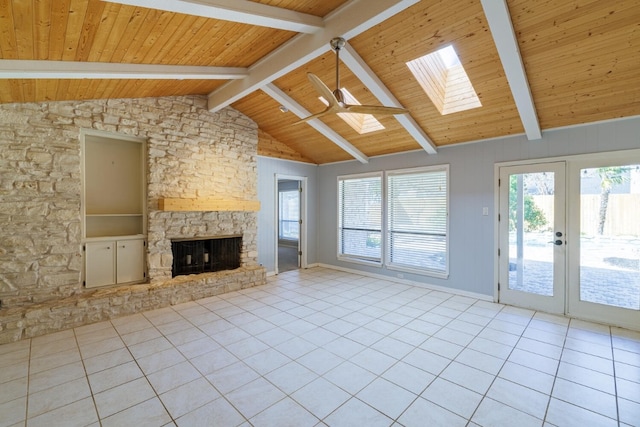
[{"x1": 294, "y1": 37, "x2": 409, "y2": 125}]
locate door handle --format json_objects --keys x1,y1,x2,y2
[{"x1": 548, "y1": 240, "x2": 563, "y2": 246}]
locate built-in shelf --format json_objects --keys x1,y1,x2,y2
[
  {"x1": 87, "y1": 214, "x2": 142, "y2": 216},
  {"x1": 83, "y1": 131, "x2": 146, "y2": 239},
  {"x1": 86, "y1": 214, "x2": 143, "y2": 217},
  {"x1": 158, "y1": 198, "x2": 260, "y2": 212},
  {"x1": 81, "y1": 130, "x2": 147, "y2": 288},
  {"x1": 85, "y1": 234, "x2": 145, "y2": 242}
]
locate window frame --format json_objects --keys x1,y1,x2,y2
[
  {"x1": 337, "y1": 172, "x2": 384, "y2": 266},
  {"x1": 385, "y1": 165, "x2": 450, "y2": 279},
  {"x1": 336, "y1": 165, "x2": 449, "y2": 279}
]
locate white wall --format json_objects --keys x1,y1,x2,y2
[
  {"x1": 315, "y1": 117, "x2": 640, "y2": 297},
  {"x1": 256, "y1": 156, "x2": 318, "y2": 273}
]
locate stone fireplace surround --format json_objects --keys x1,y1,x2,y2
[{"x1": 0, "y1": 95, "x2": 266, "y2": 343}]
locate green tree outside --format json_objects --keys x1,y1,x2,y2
[{"x1": 509, "y1": 175, "x2": 548, "y2": 232}]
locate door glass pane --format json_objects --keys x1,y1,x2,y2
[
  {"x1": 508, "y1": 172, "x2": 555, "y2": 295},
  {"x1": 279, "y1": 190, "x2": 299, "y2": 240},
  {"x1": 579, "y1": 165, "x2": 640, "y2": 310}
]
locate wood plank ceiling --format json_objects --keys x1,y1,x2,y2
[{"x1": 0, "y1": 0, "x2": 638, "y2": 164}]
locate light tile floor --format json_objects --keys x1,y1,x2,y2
[{"x1": 1, "y1": 267, "x2": 639, "y2": 427}]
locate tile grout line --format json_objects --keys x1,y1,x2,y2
[
  {"x1": 546, "y1": 319, "x2": 621, "y2": 425},
  {"x1": 110, "y1": 314, "x2": 178, "y2": 426},
  {"x1": 538, "y1": 312, "x2": 568, "y2": 426},
  {"x1": 73, "y1": 327, "x2": 103, "y2": 427},
  {"x1": 447, "y1": 303, "x2": 531, "y2": 425},
  {"x1": 609, "y1": 325, "x2": 621, "y2": 427},
  {"x1": 25, "y1": 337, "x2": 32, "y2": 426}
]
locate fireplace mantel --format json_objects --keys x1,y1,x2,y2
[{"x1": 158, "y1": 197, "x2": 260, "y2": 212}]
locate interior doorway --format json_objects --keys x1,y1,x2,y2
[{"x1": 275, "y1": 175, "x2": 306, "y2": 274}]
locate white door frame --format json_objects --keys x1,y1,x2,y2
[
  {"x1": 496, "y1": 162, "x2": 567, "y2": 315},
  {"x1": 566, "y1": 151, "x2": 640, "y2": 330},
  {"x1": 275, "y1": 174, "x2": 307, "y2": 274},
  {"x1": 494, "y1": 149, "x2": 640, "y2": 330}
]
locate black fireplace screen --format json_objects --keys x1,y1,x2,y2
[{"x1": 171, "y1": 236, "x2": 241, "y2": 278}]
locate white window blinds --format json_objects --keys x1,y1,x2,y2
[
  {"x1": 338, "y1": 174, "x2": 382, "y2": 262},
  {"x1": 387, "y1": 167, "x2": 448, "y2": 275}
]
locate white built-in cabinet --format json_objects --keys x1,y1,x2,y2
[
  {"x1": 81, "y1": 130, "x2": 147, "y2": 289},
  {"x1": 85, "y1": 238, "x2": 145, "y2": 288}
]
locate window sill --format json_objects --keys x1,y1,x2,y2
[
  {"x1": 337, "y1": 256, "x2": 382, "y2": 268},
  {"x1": 387, "y1": 263, "x2": 449, "y2": 280}
]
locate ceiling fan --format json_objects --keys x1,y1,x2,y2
[{"x1": 294, "y1": 37, "x2": 408, "y2": 124}]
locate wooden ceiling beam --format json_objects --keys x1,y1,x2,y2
[
  {"x1": 262, "y1": 83, "x2": 369, "y2": 164},
  {"x1": 481, "y1": 0, "x2": 541, "y2": 140},
  {"x1": 207, "y1": 0, "x2": 420, "y2": 113},
  {"x1": 340, "y1": 44, "x2": 438, "y2": 155},
  {"x1": 0, "y1": 60, "x2": 248, "y2": 80},
  {"x1": 101, "y1": 0, "x2": 324, "y2": 33}
]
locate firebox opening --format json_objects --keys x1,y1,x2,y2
[{"x1": 171, "y1": 235, "x2": 241, "y2": 278}]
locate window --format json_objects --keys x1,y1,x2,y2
[
  {"x1": 338, "y1": 173, "x2": 382, "y2": 263},
  {"x1": 279, "y1": 189, "x2": 299, "y2": 240},
  {"x1": 337, "y1": 166, "x2": 449, "y2": 278},
  {"x1": 387, "y1": 166, "x2": 449, "y2": 276},
  {"x1": 406, "y1": 45, "x2": 481, "y2": 115}
]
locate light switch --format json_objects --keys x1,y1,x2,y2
[{"x1": 482, "y1": 207, "x2": 489, "y2": 216}]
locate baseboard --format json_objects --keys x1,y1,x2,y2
[
  {"x1": 316, "y1": 263, "x2": 493, "y2": 302},
  {"x1": 269, "y1": 263, "x2": 319, "y2": 275}
]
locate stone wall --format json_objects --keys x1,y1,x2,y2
[{"x1": 0, "y1": 95, "x2": 266, "y2": 343}]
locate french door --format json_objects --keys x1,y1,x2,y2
[
  {"x1": 498, "y1": 152, "x2": 640, "y2": 330},
  {"x1": 498, "y1": 162, "x2": 566, "y2": 314}
]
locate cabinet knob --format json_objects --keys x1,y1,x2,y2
[
  {"x1": 106, "y1": 246, "x2": 110, "y2": 249},
  {"x1": 120, "y1": 245, "x2": 126, "y2": 248}
]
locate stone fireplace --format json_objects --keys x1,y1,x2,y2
[{"x1": 0, "y1": 95, "x2": 266, "y2": 343}]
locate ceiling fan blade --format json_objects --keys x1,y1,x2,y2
[
  {"x1": 296, "y1": 40, "x2": 408, "y2": 128},
  {"x1": 345, "y1": 104, "x2": 408, "y2": 116},
  {"x1": 291, "y1": 107, "x2": 334, "y2": 125},
  {"x1": 307, "y1": 73, "x2": 338, "y2": 107}
]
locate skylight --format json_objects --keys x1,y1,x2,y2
[
  {"x1": 319, "y1": 88, "x2": 385, "y2": 134},
  {"x1": 406, "y1": 45, "x2": 481, "y2": 115}
]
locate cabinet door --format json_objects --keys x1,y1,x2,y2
[
  {"x1": 116, "y1": 239, "x2": 145, "y2": 283},
  {"x1": 85, "y1": 241, "x2": 115, "y2": 288}
]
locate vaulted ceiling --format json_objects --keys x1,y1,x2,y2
[{"x1": 1, "y1": 0, "x2": 639, "y2": 164}]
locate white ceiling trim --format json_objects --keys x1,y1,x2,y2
[
  {"x1": 263, "y1": 83, "x2": 369, "y2": 164},
  {"x1": 207, "y1": 0, "x2": 420, "y2": 113},
  {"x1": 340, "y1": 44, "x2": 438, "y2": 154},
  {"x1": 101, "y1": 0, "x2": 324, "y2": 33},
  {"x1": 481, "y1": 0, "x2": 541, "y2": 140},
  {"x1": 0, "y1": 60, "x2": 248, "y2": 80}
]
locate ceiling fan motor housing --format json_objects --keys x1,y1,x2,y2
[{"x1": 330, "y1": 37, "x2": 346, "y2": 51}]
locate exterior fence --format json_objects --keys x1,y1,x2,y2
[{"x1": 531, "y1": 194, "x2": 640, "y2": 237}]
